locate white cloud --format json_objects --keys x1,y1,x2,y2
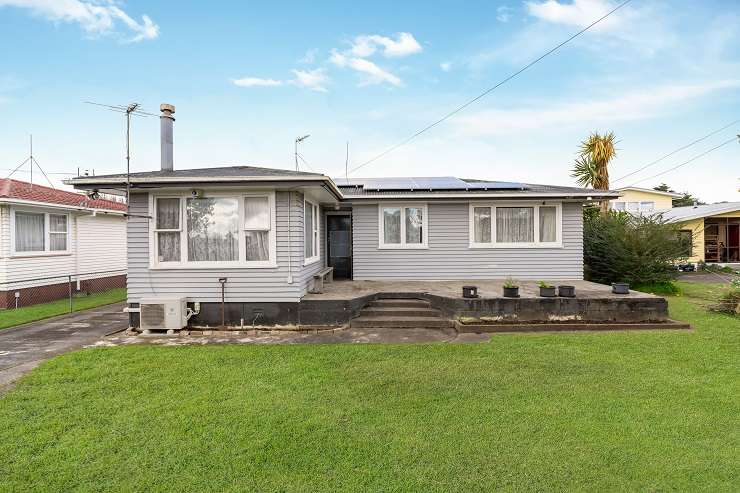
[
  {"x1": 349, "y1": 32, "x2": 422, "y2": 58},
  {"x1": 290, "y1": 68, "x2": 329, "y2": 92},
  {"x1": 496, "y1": 6, "x2": 512, "y2": 23},
  {"x1": 525, "y1": 0, "x2": 622, "y2": 31},
  {"x1": 440, "y1": 62, "x2": 452, "y2": 72},
  {"x1": 330, "y1": 50, "x2": 402, "y2": 87},
  {"x1": 453, "y1": 80, "x2": 740, "y2": 136},
  {"x1": 0, "y1": 0, "x2": 159, "y2": 42},
  {"x1": 232, "y1": 77, "x2": 284, "y2": 88}
]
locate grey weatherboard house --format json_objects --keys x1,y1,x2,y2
[{"x1": 68, "y1": 103, "x2": 627, "y2": 328}]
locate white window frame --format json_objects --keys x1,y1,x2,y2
[
  {"x1": 303, "y1": 199, "x2": 320, "y2": 265},
  {"x1": 149, "y1": 191, "x2": 277, "y2": 269},
  {"x1": 612, "y1": 201, "x2": 626, "y2": 211},
  {"x1": 378, "y1": 203, "x2": 428, "y2": 249},
  {"x1": 468, "y1": 201, "x2": 562, "y2": 249},
  {"x1": 10, "y1": 207, "x2": 71, "y2": 257}
]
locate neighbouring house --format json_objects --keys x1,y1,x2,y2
[
  {"x1": 661, "y1": 202, "x2": 740, "y2": 266},
  {"x1": 0, "y1": 178, "x2": 127, "y2": 309},
  {"x1": 67, "y1": 103, "x2": 641, "y2": 329},
  {"x1": 609, "y1": 186, "x2": 683, "y2": 214}
]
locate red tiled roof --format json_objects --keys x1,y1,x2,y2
[{"x1": 0, "y1": 178, "x2": 127, "y2": 212}]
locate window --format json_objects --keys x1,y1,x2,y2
[
  {"x1": 244, "y1": 196, "x2": 271, "y2": 262},
  {"x1": 154, "y1": 198, "x2": 181, "y2": 262},
  {"x1": 470, "y1": 203, "x2": 561, "y2": 248},
  {"x1": 379, "y1": 204, "x2": 428, "y2": 248},
  {"x1": 13, "y1": 210, "x2": 69, "y2": 254},
  {"x1": 614, "y1": 200, "x2": 655, "y2": 214},
  {"x1": 679, "y1": 230, "x2": 693, "y2": 257},
  {"x1": 151, "y1": 192, "x2": 276, "y2": 268},
  {"x1": 640, "y1": 201, "x2": 655, "y2": 213},
  {"x1": 627, "y1": 202, "x2": 640, "y2": 213},
  {"x1": 612, "y1": 201, "x2": 626, "y2": 211},
  {"x1": 187, "y1": 197, "x2": 239, "y2": 262},
  {"x1": 304, "y1": 200, "x2": 320, "y2": 264},
  {"x1": 49, "y1": 214, "x2": 68, "y2": 251}
]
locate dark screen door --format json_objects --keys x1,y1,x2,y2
[{"x1": 327, "y1": 215, "x2": 352, "y2": 279}]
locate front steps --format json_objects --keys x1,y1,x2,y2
[{"x1": 350, "y1": 298, "x2": 453, "y2": 329}]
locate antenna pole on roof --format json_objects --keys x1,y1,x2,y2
[
  {"x1": 345, "y1": 141, "x2": 349, "y2": 183},
  {"x1": 295, "y1": 134, "x2": 310, "y2": 171},
  {"x1": 29, "y1": 135, "x2": 32, "y2": 187}
]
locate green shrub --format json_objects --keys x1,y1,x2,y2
[
  {"x1": 584, "y1": 211, "x2": 691, "y2": 285},
  {"x1": 631, "y1": 281, "x2": 682, "y2": 296}
]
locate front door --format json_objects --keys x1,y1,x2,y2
[{"x1": 327, "y1": 214, "x2": 352, "y2": 279}]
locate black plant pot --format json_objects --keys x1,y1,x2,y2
[
  {"x1": 612, "y1": 283, "x2": 630, "y2": 294},
  {"x1": 558, "y1": 285, "x2": 576, "y2": 298},
  {"x1": 462, "y1": 285, "x2": 479, "y2": 298},
  {"x1": 503, "y1": 286, "x2": 519, "y2": 298},
  {"x1": 539, "y1": 286, "x2": 557, "y2": 297}
]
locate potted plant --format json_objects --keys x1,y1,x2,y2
[
  {"x1": 612, "y1": 282, "x2": 630, "y2": 294},
  {"x1": 558, "y1": 285, "x2": 576, "y2": 297},
  {"x1": 503, "y1": 277, "x2": 519, "y2": 298},
  {"x1": 538, "y1": 281, "x2": 556, "y2": 297}
]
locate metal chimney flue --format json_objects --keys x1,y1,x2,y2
[{"x1": 160, "y1": 103, "x2": 175, "y2": 171}]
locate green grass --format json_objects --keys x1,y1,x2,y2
[
  {"x1": 0, "y1": 283, "x2": 738, "y2": 491},
  {"x1": 0, "y1": 288, "x2": 126, "y2": 330}
]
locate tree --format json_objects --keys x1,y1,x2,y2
[{"x1": 571, "y1": 131, "x2": 617, "y2": 215}]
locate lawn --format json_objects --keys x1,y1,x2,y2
[
  {"x1": 0, "y1": 288, "x2": 126, "y2": 330},
  {"x1": 0, "y1": 282, "x2": 738, "y2": 491}
]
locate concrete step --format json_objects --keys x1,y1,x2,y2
[
  {"x1": 360, "y1": 307, "x2": 442, "y2": 318},
  {"x1": 350, "y1": 316, "x2": 453, "y2": 329},
  {"x1": 368, "y1": 298, "x2": 431, "y2": 308}
]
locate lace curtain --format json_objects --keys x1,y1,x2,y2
[
  {"x1": 15, "y1": 212, "x2": 44, "y2": 252},
  {"x1": 496, "y1": 207, "x2": 534, "y2": 243}
]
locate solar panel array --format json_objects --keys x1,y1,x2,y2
[{"x1": 333, "y1": 176, "x2": 527, "y2": 191}]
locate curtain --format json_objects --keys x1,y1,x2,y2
[
  {"x1": 383, "y1": 208, "x2": 401, "y2": 244},
  {"x1": 158, "y1": 232, "x2": 181, "y2": 262},
  {"x1": 305, "y1": 202, "x2": 314, "y2": 257},
  {"x1": 474, "y1": 207, "x2": 491, "y2": 243},
  {"x1": 405, "y1": 207, "x2": 423, "y2": 244},
  {"x1": 15, "y1": 212, "x2": 45, "y2": 252},
  {"x1": 186, "y1": 197, "x2": 239, "y2": 261},
  {"x1": 246, "y1": 231, "x2": 269, "y2": 261},
  {"x1": 496, "y1": 207, "x2": 534, "y2": 243},
  {"x1": 49, "y1": 214, "x2": 67, "y2": 251},
  {"x1": 245, "y1": 197, "x2": 270, "y2": 229},
  {"x1": 156, "y1": 198, "x2": 180, "y2": 229},
  {"x1": 539, "y1": 206, "x2": 556, "y2": 243}
]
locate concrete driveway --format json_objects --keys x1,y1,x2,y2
[{"x1": 0, "y1": 302, "x2": 127, "y2": 390}]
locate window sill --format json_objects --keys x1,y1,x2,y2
[
  {"x1": 469, "y1": 243, "x2": 563, "y2": 249},
  {"x1": 304, "y1": 256, "x2": 321, "y2": 266},
  {"x1": 10, "y1": 251, "x2": 72, "y2": 258},
  {"x1": 149, "y1": 262, "x2": 279, "y2": 270}
]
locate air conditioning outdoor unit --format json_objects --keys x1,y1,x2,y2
[{"x1": 140, "y1": 298, "x2": 188, "y2": 330}]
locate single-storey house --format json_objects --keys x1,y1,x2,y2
[
  {"x1": 661, "y1": 202, "x2": 740, "y2": 266},
  {"x1": 67, "y1": 104, "x2": 642, "y2": 329},
  {"x1": 0, "y1": 178, "x2": 127, "y2": 309}
]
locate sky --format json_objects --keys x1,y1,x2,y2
[{"x1": 0, "y1": 0, "x2": 738, "y2": 202}]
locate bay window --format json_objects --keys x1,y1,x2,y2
[
  {"x1": 12, "y1": 210, "x2": 69, "y2": 254},
  {"x1": 304, "y1": 199, "x2": 319, "y2": 264},
  {"x1": 379, "y1": 204, "x2": 427, "y2": 248},
  {"x1": 151, "y1": 192, "x2": 276, "y2": 267},
  {"x1": 470, "y1": 203, "x2": 561, "y2": 248}
]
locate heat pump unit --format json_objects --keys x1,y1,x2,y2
[{"x1": 140, "y1": 298, "x2": 188, "y2": 330}]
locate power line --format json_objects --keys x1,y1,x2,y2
[
  {"x1": 627, "y1": 135, "x2": 739, "y2": 187},
  {"x1": 612, "y1": 118, "x2": 740, "y2": 183},
  {"x1": 348, "y1": 0, "x2": 633, "y2": 175}
]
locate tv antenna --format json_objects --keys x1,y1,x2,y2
[
  {"x1": 84, "y1": 101, "x2": 156, "y2": 212},
  {"x1": 295, "y1": 134, "x2": 310, "y2": 171},
  {"x1": 6, "y1": 134, "x2": 56, "y2": 189}
]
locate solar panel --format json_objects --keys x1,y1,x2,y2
[{"x1": 334, "y1": 176, "x2": 528, "y2": 191}]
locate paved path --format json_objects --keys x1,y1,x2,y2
[{"x1": 0, "y1": 302, "x2": 127, "y2": 390}]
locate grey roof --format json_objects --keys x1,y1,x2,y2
[
  {"x1": 332, "y1": 176, "x2": 527, "y2": 191},
  {"x1": 660, "y1": 202, "x2": 740, "y2": 223},
  {"x1": 68, "y1": 165, "x2": 323, "y2": 181},
  {"x1": 338, "y1": 178, "x2": 618, "y2": 199}
]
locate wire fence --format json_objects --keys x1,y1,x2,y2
[{"x1": 0, "y1": 270, "x2": 127, "y2": 312}]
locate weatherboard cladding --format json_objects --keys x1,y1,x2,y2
[
  {"x1": 127, "y1": 191, "x2": 320, "y2": 304},
  {"x1": 352, "y1": 201, "x2": 584, "y2": 281}
]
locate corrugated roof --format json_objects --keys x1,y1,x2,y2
[
  {"x1": 660, "y1": 202, "x2": 740, "y2": 223},
  {"x1": 69, "y1": 165, "x2": 323, "y2": 181},
  {"x1": 338, "y1": 180, "x2": 618, "y2": 198},
  {"x1": 0, "y1": 178, "x2": 126, "y2": 211}
]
